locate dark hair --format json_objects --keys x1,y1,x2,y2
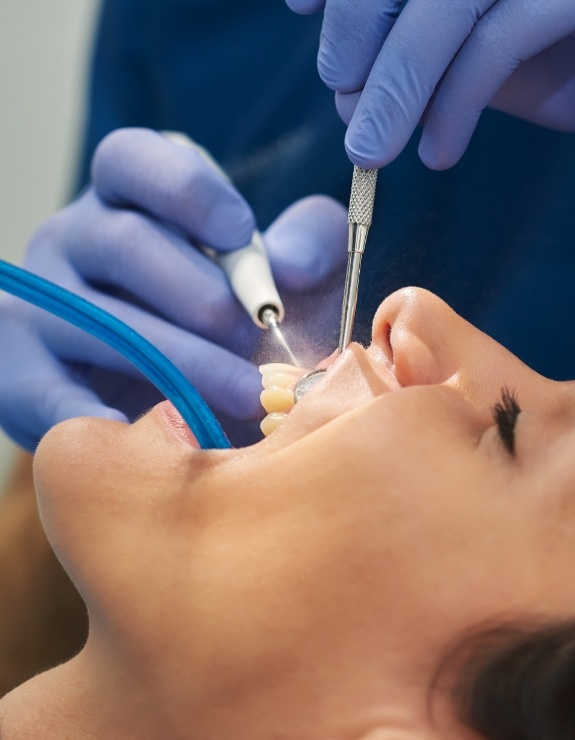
[{"x1": 435, "y1": 620, "x2": 575, "y2": 740}]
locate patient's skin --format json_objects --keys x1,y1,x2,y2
[{"x1": 3, "y1": 287, "x2": 575, "y2": 740}]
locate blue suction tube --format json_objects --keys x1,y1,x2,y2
[{"x1": 0, "y1": 259, "x2": 230, "y2": 449}]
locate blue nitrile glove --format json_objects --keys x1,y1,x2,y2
[
  {"x1": 0, "y1": 128, "x2": 347, "y2": 450},
  {"x1": 285, "y1": 0, "x2": 575, "y2": 169}
]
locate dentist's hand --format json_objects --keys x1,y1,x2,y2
[
  {"x1": 285, "y1": 0, "x2": 575, "y2": 169},
  {"x1": 0, "y1": 128, "x2": 347, "y2": 450}
]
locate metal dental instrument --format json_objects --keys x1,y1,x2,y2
[
  {"x1": 293, "y1": 165, "x2": 378, "y2": 402},
  {"x1": 164, "y1": 132, "x2": 298, "y2": 365},
  {"x1": 214, "y1": 228, "x2": 298, "y2": 364},
  {"x1": 339, "y1": 165, "x2": 379, "y2": 353},
  {"x1": 259, "y1": 306, "x2": 299, "y2": 365},
  {"x1": 293, "y1": 367, "x2": 328, "y2": 403}
]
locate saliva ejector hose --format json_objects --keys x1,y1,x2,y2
[{"x1": 0, "y1": 259, "x2": 230, "y2": 450}]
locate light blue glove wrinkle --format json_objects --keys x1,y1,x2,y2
[{"x1": 92, "y1": 128, "x2": 256, "y2": 250}]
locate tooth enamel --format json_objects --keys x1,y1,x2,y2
[
  {"x1": 259, "y1": 363, "x2": 302, "y2": 375},
  {"x1": 261, "y1": 372, "x2": 299, "y2": 390},
  {"x1": 260, "y1": 385, "x2": 295, "y2": 413},
  {"x1": 260, "y1": 412, "x2": 287, "y2": 437}
]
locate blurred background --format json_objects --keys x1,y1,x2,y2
[{"x1": 0, "y1": 0, "x2": 98, "y2": 487}]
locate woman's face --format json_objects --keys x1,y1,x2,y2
[{"x1": 33, "y1": 287, "x2": 575, "y2": 739}]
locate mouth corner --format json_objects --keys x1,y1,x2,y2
[{"x1": 154, "y1": 400, "x2": 201, "y2": 449}]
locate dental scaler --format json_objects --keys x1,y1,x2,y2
[
  {"x1": 294, "y1": 165, "x2": 378, "y2": 403},
  {"x1": 164, "y1": 132, "x2": 298, "y2": 365},
  {"x1": 338, "y1": 165, "x2": 378, "y2": 353}
]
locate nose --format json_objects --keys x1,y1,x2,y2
[
  {"x1": 369, "y1": 287, "x2": 556, "y2": 419},
  {"x1": 371, "y1": 287, "x2": 471, "y2": 388}
]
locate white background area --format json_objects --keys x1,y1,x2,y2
[{"x1": 0, "y1": 0, "x2": 99, "y2": 488}]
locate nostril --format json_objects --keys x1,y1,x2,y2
[
  {"x1": 383, "y1": 321, "x2": 393, "y2": 365},
  {"x1": 389, "y1": 325, "x2": 442, "y2": 387}
]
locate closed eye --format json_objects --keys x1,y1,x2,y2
[{"x1": 492, "y1": 387, "x2": 521, "y2": 457}]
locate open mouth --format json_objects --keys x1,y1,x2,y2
[{"x1": 258, "y1": 344, "x2": 401, "y2": 441}]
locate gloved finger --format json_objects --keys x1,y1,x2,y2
[
  {"x1": 318, "y1": 0, "x2": 402, "y2": 93},
  {"x1": 335, "y1": 90, "x2": 362, "y2": 126},
  {"x1": 344, "y1": 0, "x2": 497, "y2": 168},
  {"x1": 29, "y1": 193, "x2": 253, "y2": 349},
  {"x1": 24, "y1": 284, "x2": 262, "y2": 422},
  {"x1": 283, "y1": 0, "x2": 326, "y2": 14},
  {"x1": 419, "y1": 1, "x2": 575, "y2": 169},
  {"x1": 264, "y1": 195, "x2": 348, "y2": 292},
  {"x1": 490, "y1": 37, "x2": 575, "y2": 131},
  {"x1": 0, "y1": 322, "x2": 127, "y2": 451},
  {"x1": 92, "y1": 127, "x2": 255, "y2": 250}
]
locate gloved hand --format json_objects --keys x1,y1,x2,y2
[
  {"x1": 0, "y1": 128, "x2": 347, "y2": 450},
  {"x1": 285, "y1": 0, "x2": 575, "y2": 169}
]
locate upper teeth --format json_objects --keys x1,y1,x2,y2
[{"x1": 258, "y1": 363, "x2": 306, "y2": 436}]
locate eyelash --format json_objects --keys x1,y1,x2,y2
[{"x1": 492, "y1": 387, "x2": 521, "y2": 456}]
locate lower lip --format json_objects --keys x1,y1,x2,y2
[{"x1": 154, "y1": 401, "x2": 201, "y2": 449}]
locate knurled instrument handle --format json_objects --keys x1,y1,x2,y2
[{"x1": 348, "y1": 166, "x2": 378, "y2": 227}]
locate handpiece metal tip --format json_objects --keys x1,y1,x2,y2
[{"x1": 260, "y1": 306, "x2": 299, "y2": 366}]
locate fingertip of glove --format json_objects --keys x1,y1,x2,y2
[
  {"x1": 344, "y1": 129, "x2": 386, "y2": 170},
  {"x1": 91, "y1": 127, "x2": 152, "y2": 180},
  {"x1": 204, "y1": 196, "x2": 256, "y2": 250},
  {"x1": 284, "y1": 0, "x2": 325, "y2": 15},
  {"x1": 335, "y1": 91, "x2": 360, "y2": 126},
  {"x1": 265, "y1": 195, "x2": 347, "y2": 286},
  {"x1": 417, "y1": 134, "x2": 462, "y2": 171}
]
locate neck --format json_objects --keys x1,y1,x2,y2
[
  {"x1": 0, "y1": 645, "x2": 163, "y2": 740},
  {"x1": 0, "y1": 636, "x2": 458, "y2": 740},
  {"x1": 0, "y1": 655, "x2": 92, "y2": 739}
]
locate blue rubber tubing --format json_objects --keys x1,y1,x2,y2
[{"x1": 0, "y1": 259, "x2": 230, "y2": 449}]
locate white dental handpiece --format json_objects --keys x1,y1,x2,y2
[{"x1": 163, "y1": 132, "x2": 297, "y2": 364}]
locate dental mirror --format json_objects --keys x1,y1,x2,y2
[{"x1": 293, "y1": 368, "x2": 327, "y2": 403}]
